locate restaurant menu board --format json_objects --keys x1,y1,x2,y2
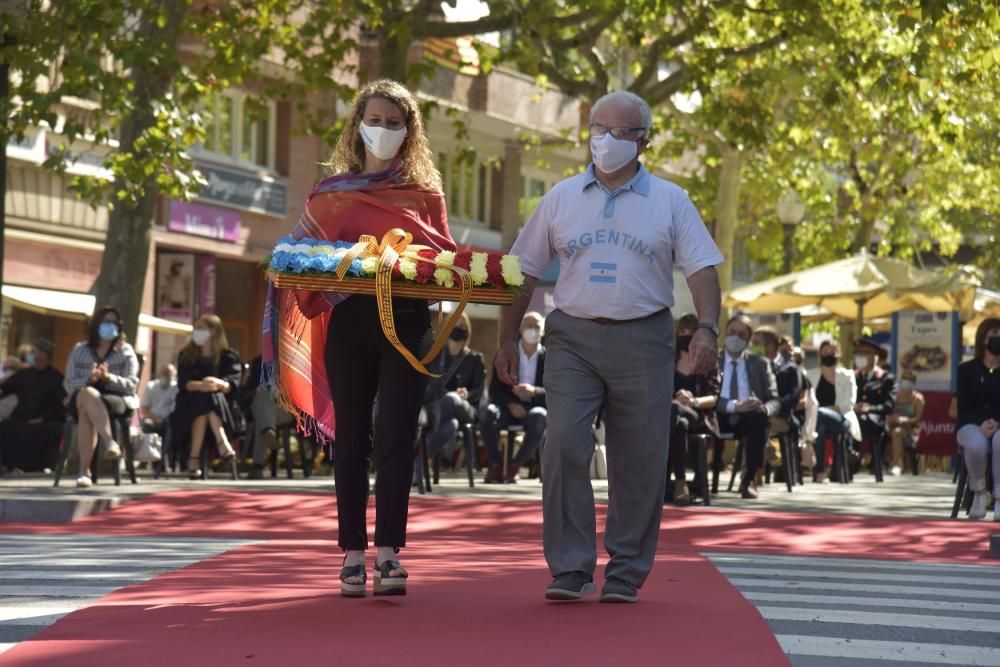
[
  {"x1": 890, "y1": 311, "x2": 960, "y2": 392},
  {"x1": 745, "y1": 312, "x2": 801, "y2": 346}
]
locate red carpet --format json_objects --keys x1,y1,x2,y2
[{"x1": 1, "y1": 491, "x2": 997, "y2": 666}]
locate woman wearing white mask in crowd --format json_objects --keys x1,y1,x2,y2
[
  {"x1": 263, "y1": 79, "x2": 455, "y2": 597},
  {"x1": 171, "y1": 314, "x2": 240, "y2": 479},
  {"x1": 64, "y1": 306, "x2": 140, "y2": 487},
  {"x1": 888, "y1": 369, "x2": 924, "y2": 476}
]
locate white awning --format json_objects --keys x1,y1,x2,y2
[{"x1": 2, "y1": 285, "x2": 193, "y2": 335}]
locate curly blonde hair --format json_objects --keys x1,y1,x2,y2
[{"x1": 327, "y1": 79, "x2": 442, "y2": 192}]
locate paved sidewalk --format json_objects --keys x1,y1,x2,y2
[{"x1": 0, "y1": 469, "x2": 967, "y2": 520}]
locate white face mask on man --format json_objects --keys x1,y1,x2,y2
[
  {"x1": 360, "y1": 121, "x2": 407, "y2": 161},
  {"x1": 590, "y1": 134, "x2": 638, "y2": 173},
  {"x1": 521, "y1": 328, "x2": 541, "y2": 345}
]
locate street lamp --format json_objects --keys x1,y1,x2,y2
[{"x1": 776, "y1": 190, "x2": 806, "y2": 274}]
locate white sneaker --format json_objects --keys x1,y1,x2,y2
[
  {"x1": 890, "y1": 465, "x2": 902, "y2": 477},
  {"x1": 75, "y1": 475, "x2": 93, "y2": 488},
  {"x1": 969, "y1": 491, "x2": 990, "y2": 520}
]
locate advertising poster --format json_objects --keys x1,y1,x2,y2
[
  {"x1": 199, "y1": 255, "x2": 217, "y2": 316},
  {"x1": 158, "y1": 253, "x2": 195, "y2": 322},
  {"x1": 745, "y1": 312, "x2": 801, "y2": 345},
  {"x1": 891, "y1": 311, "x2": 960, "y2": 392}
]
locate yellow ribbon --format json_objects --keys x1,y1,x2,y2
[{"x1": 336, "y1": 229, "x2": 472, "y2": 377}]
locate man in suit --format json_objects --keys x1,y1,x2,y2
[
  {"x1": 717, "y1": 315, "x2": 780, "y2": 499},
  {"x1": 482, "y1": 312, "x2": 547, "y2": 483},
  {"x1": 752, "y1": 327, "x2": 804, "y2": 483},
  {"x1": 854, "y1": 337, "x2": 897, "y2": 472}
]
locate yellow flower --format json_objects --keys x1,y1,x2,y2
[
  {"x1": 360, "y1": 256, "x2": 378, "y2": 276},
  {"x1": 500, "y1": 255, "x2": 524, "y2": 287},
  {"x1": 436, "y1": 250, "x2": 456, "y2": 266},
  {"x1": 434, "y1": 266, "x2": 455, "y2": 288},
  {"x1": 399, "y1": 257, "x2": 418, "y2": 280},
  {"x1": 470, "y1": 252, "x2": 489, "y2": 286}
]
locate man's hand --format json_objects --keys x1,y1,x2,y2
[
  {"x1": 494, "y1": 340, "x2": 519, "y2": 385},
  {"x1": 687, "y1": 329, "x2": 718, "y2": 374},
  {"x1": 982, "y1": 419, "x2": 999, "y2": 438},
  {"x1": 735, "y1": 398, "x2": 764, "y2": 414},
  {"x1": 856, "y1": 401, "x2": 871, "y2": 414},
  {"x1": 456, "y1": 387, "x2": 469, "y2": 400},
  {"x1": 512, "y1": 384, "x2": 536, "y2": 400},
  {"x1": 509, "y1": 403, "x2": 527, "y2": 419}
]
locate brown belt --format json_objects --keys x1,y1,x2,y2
[{"x1": 589, "y1": 307, "x2": 671, "y2": 325}]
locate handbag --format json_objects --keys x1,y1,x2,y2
[{"x1": 132, "y1": 432, "x2": 163, "y2": 462}]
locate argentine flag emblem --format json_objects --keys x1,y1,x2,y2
[{"x1": 589, "y1": 262, "x2": 617, "y2": 284}]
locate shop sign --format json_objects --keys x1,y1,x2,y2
[
  {"x1": 194, "y1": 162, "x2": 287, "y2": 217},
  {"x1": 168, "y1": 200, "x2": 241, "y2": 242}
]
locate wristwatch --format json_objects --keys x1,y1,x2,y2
[{"x1": 698, "y1": 322, "x2": 721, "y2": 337}]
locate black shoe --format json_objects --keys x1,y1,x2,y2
[
  {"x1": 600, "y1": 577, "x2": 638, "y2": 603},
  {"x1": 544, "y1": 571, "x2": 595, "y2": 601}
]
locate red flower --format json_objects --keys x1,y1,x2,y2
[
  {"x1": 486, "y1": 253, "x2": 505, "y2": 289},
  {"x1": 415, "y1": 249, "x2": 437, "y2": 284},
  {"x1": 454, "y1": 251, "x2": 473, "y2": 271},
  {"x1": 391, "y1": 260, "x2": 403, "y2": 279}
]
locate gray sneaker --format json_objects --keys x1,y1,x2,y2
[
  {"x1": 599, "y1": 577, "x2": 638, "y2": 603},
  {"x1": 544, "y1": 571, "x2": 595, "y2": 601}
]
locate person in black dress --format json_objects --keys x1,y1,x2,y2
[{"x1": 172, "y1": 314, "x2": 240, "y2": 479}]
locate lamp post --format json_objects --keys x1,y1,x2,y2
[{"x1": 776, "y1": 190, "x2": 806, "y2": 274}]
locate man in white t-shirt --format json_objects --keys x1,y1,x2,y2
[{"x1": 496, "y1": 90, "x2": 723, "y2": 604}]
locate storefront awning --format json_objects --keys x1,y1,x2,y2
[{"x1": 2, "y1": 285, "x2": 193, "y2": 335}]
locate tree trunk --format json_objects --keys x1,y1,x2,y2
[
  {"x1": 378, "y1": 32, "x2": 410, "y2": 82},
  {"x1": 93, "y1": 0, "x2": 188, "y2": 341},
  {"x1": 850, "y1": 199, "x2": 877, "y2": 254},
  {"x1": 713, "y1": 146, "x2": 744, "y2": 301}
]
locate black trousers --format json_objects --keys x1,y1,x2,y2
[
  {"x1": 325, "y1": 296, "x2": 432, "y2": 551},
  {"x1": 719, "y1": 411, "x2": 770, "y2": 479},
  {"x1": 668, "y1": 402, "x2": 709, "y2": 481}
]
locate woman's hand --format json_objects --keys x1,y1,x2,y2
[
  {"x1": 456, "y1": 387, "x2": 469, "y2": 400},
  {"x1": 982, "y1": 419, "x2": 999, "y2": 438}
]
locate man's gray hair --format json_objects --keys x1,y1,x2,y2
[{"x1": 590, "y1": 91, "x2": 653, "y2": 136}]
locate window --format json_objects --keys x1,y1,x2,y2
[
  {"x1": 196, "y1": 91, "x2": 276, "y2": 170},
  {"x1": 520, "y1": 176, "x2": 556, "y2": 222},
  {"x1": 438, "y1": 153, "x2": 491, "y2": 225}
]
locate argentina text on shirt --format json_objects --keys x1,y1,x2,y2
[{"x1": 561, "y1": 228, "x2": 656, "y2": 264}]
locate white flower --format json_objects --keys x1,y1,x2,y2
[
  {"x1": 500, "y1": 255, "x2": 524, "y2": 287},
  {"x1": 470, "y1": 252, "x2": 489, "y2": 285}
]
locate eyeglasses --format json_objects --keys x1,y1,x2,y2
[{"x1": 589, "y1": 124, "x2": 647, "y2": 140}]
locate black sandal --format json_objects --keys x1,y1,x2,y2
[
  {"x1": 373, "y1": 560, "x2": 408, "y2": 596},
  {"x1": 340, "y1": 560, "x2": 366, "y2": 598}
]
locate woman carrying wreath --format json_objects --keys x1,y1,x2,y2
[{"x1": 264, "y1": 79, "x2": 456, "y2": 597}]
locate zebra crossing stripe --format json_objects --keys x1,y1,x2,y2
[
  {"x1": 707, "y1": 552, "x2": 1000, "y2": 665},
  {"x1": 775, "y1": 635, "x2": 1000, "y2": 666}
]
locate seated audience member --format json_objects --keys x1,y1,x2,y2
[
  {"x1": 888, "y1": 369, "x2": 924, "y2": 476},
  {"x1": 668, "y1": 314, "x2": 719, "y2": 503},
  {"x1": 240, "y1": 354, "x2": 295, "y2": 479},
  {"x1": 64, "y1": 307, "x2": 140, "y2": 487},
  {"x1": 956, "y1": 318, "x2": 1000, "y2": 520},
  {"x1": 854, "y1": 337, "x2": 897, "y2": 469},
  {"x1": 141, "y1": 363, "x2": 178, "y2": 434},
  {"x1": 171, "y1": 315, "x2": 240, "y2": 479},
  {"x1": 717, "y1": 314, "x2": 780, "y2": 499},
  {"x1": 0, "y1": 338, "x2": 67, "y2": 471},
  {"x1": 804, "y1": 339, "x2": 860, "y2": 483},
  {"x1": 752, "y1": 327, "x2": 804, "y2": 481},
  {"x1": 0, "y1": 356, "x2": 22, "y2": 421},
  {"x1": 481, "y1": 311, "x2": 547, "y2": 484},
  {"x1": 424, "y1": 312, "x2": 486, "y2": 465}
]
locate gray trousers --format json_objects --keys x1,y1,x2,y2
[{"x1": 542, "y1": 308, "x2": 674, "y2": 588}]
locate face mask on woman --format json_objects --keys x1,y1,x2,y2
[
  {"x1": 191, "y1": 329, "x2": 211, "y2": 346},
  {"x1": 98, "y1": 322, "x2": 119, "y2": 342},
  {"x1": 987, "y1": 335, "x2": 1000, "y2": 356},
  {"x1": 590, "y1": 134, "x2": 638, "y2": 173},
  {"x1": 360, "y1": 121, "x2": 407, "y2": 161},
  {"x1": 854, "y1": 354, "x2": 871, "y2": 370},
  {"x1": 899, "y1": 379, "x2": 915, "y2": 391},
  {"x1": 820, "y1": 354, "x2": 838, "y2": 367}
]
